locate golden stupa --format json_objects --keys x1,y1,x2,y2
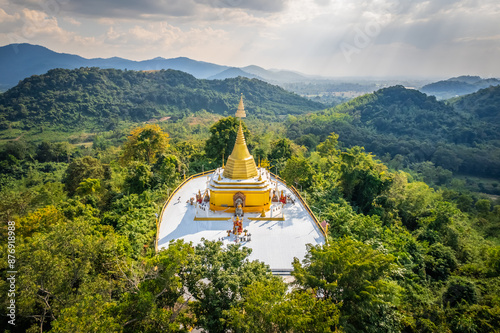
[{"x1": 208, "y1": 95, "x2": 273, "y2": 213}]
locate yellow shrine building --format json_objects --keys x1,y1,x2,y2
[{"x1": 208, "y1": 95, "x2": 274, "y2": 213}]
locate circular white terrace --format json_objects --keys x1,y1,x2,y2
[{"x1": 157, "y1": 174, "x2": 325, "y2": 272}]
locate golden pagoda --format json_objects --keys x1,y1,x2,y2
[
  {"x1": 223, "y1": 120, "x2": 258, "y2": 179},
  {"x1": 208, "y1": 95, "x2": 273, "y2": 213}
]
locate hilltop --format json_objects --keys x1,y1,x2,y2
[
  {"x1": 0, "y1": 67, "x2": 324, "y2": 131},
  {"x1": 287, "y1": 85, "x2": 500, "y2": 178},
  {"x1": 450, "y1": 84, "x2": 500, "y2": 124},
  {"x1": 288, "y1": 86, "x2": 466, "y2": 143}
]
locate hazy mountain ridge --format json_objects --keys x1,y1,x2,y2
[
  {"x1": 420, "y1": 75, "x2": 500, "y2": 100},
  {"x1": 207, "y1": 67, "x2": 261, "y2": 80}
]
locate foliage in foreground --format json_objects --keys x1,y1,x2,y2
[{"x1": 1, "y1": 120, "x2": 500, "y2": 332}]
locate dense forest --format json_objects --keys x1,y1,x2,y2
[
  {"x1": 0, "y1": 118, "x2": 499, "y2": 332},
  {"x1": 1, "y1": 68, "x2": 500, "y2": 332}
]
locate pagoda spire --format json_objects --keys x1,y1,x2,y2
[
  {"x1": 235, "y1": 93, "x2": 246, "y2": 118},
  {"x1": 223, "y1": 95, "x2": 258, "y2": 179}
]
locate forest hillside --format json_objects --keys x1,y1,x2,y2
[{"x1": 286, "y1": 85, "x2": 500, "y2": 182}]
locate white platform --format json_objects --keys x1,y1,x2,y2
[{"x1": 157, "y1": 175, "x2": 325, "y2": 270}]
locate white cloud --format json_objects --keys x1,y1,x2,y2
[
  {"x1": 63, "y1": 17, "x2": 81, "y2": 26},
  {"x1": 1, "y1": 0, "x2": 499, "y2": 77},
  {"x1": 0, "y1": 8, "x2": 20, "y2": 22},
  {"x1": 0, "y1": 8, "x2": 71, "y2": 45}
]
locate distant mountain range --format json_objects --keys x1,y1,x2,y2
[
  {"x1": 420, "y1": 75, "x2": 500, "y2": 100},
  {"x1": 0, "y1": 43, "x2": 310, "y2": 91},
  {"x1": 3, "y1": 43, "x2": 499, "y2": 106}
]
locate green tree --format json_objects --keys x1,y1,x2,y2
[
  {"x1": 75, "y1": 178, "x2": 103, "y2": 207},
  {"x1": 442, "y1": 278, "x2": 479, "y2": 307},
  {"x1": 35, "y1": 141, "x2": 57, "y2": 163},
  {"x1": 456, "y1": 194, "x2": 474, "y2": 212},
  {"x1": 12, "y1": 217, "x2": 126, "y2": 332},
  {"x1": 92, "y1": 135, "x2": 110, "y2": 152},
  {"x1": 16, "y1": 205, "x2": 65, "y2": 238},
  {"x1": 122, "y1": 124, "x2": 170, "y2": 165},
  {"x1": 295, "y1": 134, "x2": 320, "y2": 151},
  {"x1": 431, "y1": 147, "x2": 463, "y2": 172},
  {"x1": 486, "y1": 246, "x2": 500, "y2": 275},
  {"x1": 281, "y1": 156, "x2": 316, "y2": 190},
  {"x1": 49, "y1": 295, "x2": 121, "y2": 333},
  {"x1": 124, "y1": 162, "x2": 153, "y2": 194},
  {"x1": 1, "y1": 140, "x2": 32, "y2": 160},
  {"x1": 475, "y1": 199, "x2": 491, "y2": 215},
  {"x1": 104, "y1": 191, "x2": 158, "y2": 255},
  {"x1": 0, "y1": 187, "x2": 35, "y2": 222},
  {"x1": 172, "y1": 140, "x2": 203, "y2": 172},
  {"x1": 424, "y1": 242, "x2": 458, "y2": 280},
  {"x1": 181, "y1": 239, "x2": 274, "y2": 333},
  {"x1": 205, "y1": 117, "x2": 250, "y2": 160},
  {"x1": 227, "y1": 278, "x2": 341, "y2": 332},
  {"x1": 152, "y1": 154, "x2": 180, "y2": 188},
  {"x1": 76, "y1": 178, "x2": 101, "y2": 196},
  {"x1": 114, "y1": 240, "x2": 195, "y2": 333},
  {"x1": 317, "y1": 132, "x2": 340, "y2": 158},
  {"x1": 35, "y1": 141, "x2": 72, "y2": 163},
  {"x1": 383, "y1": 173, "x2": 441, "y2": 230},
  {"x1": 339, "y1": 146, "x2": 393, "y2": 214},
  {"x1": 63, "y1": 156, "x2": 105, "y2": 196},
  {"x1": 292, "y1": 237, "x2": 401, "y2": 332},
  {"x1": 270, "y1": 138, "x2": 294, "y2": 162}
]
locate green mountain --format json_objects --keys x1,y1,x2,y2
[
  {"x1": 450, "y1": 84, "x2": 500, "y2": 124},
  {"x1": 287, "y1": 85, "x2": 500, "y2": 178},
  {"x1": 0, "y1": 67, "x2": 324, "y2": 130}
]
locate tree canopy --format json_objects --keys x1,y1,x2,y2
[{"x1": 121, "y1": 124, "x2": 170, "y2": 165}]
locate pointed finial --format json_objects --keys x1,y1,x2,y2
[
  {"x1": 222, "y1": 153, "x2": 225, "y2": 168},
  {"x1": 235, "y1": 94, "x2": 246, "y2": 118}
]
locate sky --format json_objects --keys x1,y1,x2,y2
[{"x1": 0, "y1": 0, "x2": 499, "y2": 78}]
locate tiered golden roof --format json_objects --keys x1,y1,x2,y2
[{"x1": 223, "y1": 95, "x2": 258, "y2": 179}]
